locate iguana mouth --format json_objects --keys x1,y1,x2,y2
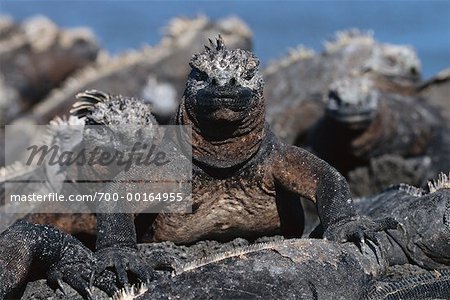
[
  {"x1": 196, "y1": 86, "x2": 253, "y2": 111},
  {"x1": 325, "y1": 108, "x2": 376, "y2": 126}
]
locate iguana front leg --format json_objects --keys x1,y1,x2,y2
[
  {"x1": 92, "y1": 168, "x2": 154, "y2": 287},
  {"x1": 94, "y1": 212, "x2": 152, "y2": 287},
  {"x1": 0, "y1": 220, "x2": 117, "y2": 299},
  {"x1": 272, "y1": 143, "x2": 397, "y2": 244}
]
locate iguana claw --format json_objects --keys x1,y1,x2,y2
[
  {"x1": 323, "y1": 215, "x2": 399, "y2": 250},
  {"x1": 91, "y1": 246, "x2": 153, "y2": 289}
]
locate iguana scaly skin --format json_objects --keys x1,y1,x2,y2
[
  {"x1": 264, "y1": 30, "x2": 422, "y2": 146},
  {"x1": 66, "y1": 174, "x2": 450, "y2": 299},
  {"x1": 108, "y1": 174, "x2": 449, "y2": 300},
  {"x1": 0, "y1": 220, "x2": 119, "y2": 299}
]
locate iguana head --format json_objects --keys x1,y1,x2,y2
[
  {"x1": 325, "y1": 77, "x2": 379, "y2": 129},
  {"x1": 364, "y1": 44, "x2": 421, "y2": 82},
  {"x1": 178, "y1": 36, "x2": 266, "y2": 169},
  {"x1": 184, "y1": 35, "x2": 264, "y2": 127},
  {"x1": 71, "y1": 90, "x2": 157, "y2": 151}
]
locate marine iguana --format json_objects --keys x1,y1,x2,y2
[
  {"x1": 0, "y1": 15, "x2": 100, "y2": 124},
  {"x1": 264, "y1": 30, "x2": 422, "y2": 146},
  {"x1": 7, "y1": 174, "x2": 450, "y2": 299},
  {"x1": 0, "y1": 90, "x2": 158, "y2": 242},
  {"x1": 88, "y1": 36, "x2": 395, "y2": 290},
  {"x1": 308, "y1": 75, "x2": 449, "y2": 196},
  {"x1": 0, "y1": 91, "x2": 159, "y2": 298}
]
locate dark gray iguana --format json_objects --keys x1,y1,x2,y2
[
  {"x1": 87, "y1": 37, "x2": 396, "y2": 292},
  {"x1": 0, "y1": 90, "x2": 159, "y2": 298},
  {"x1": 0, "y1": 90, "x2": 158, "y2": 239},
  {"x1": 4, "y1": 173, "x2": 450, "y2": 299},
  {"x1": 308, "y1": 75, "x2": 450, "y2": 197}
]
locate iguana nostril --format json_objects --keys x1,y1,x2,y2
[
  {"x1": 230, "y1": 78, "x2": 237, "y2": 86},
  {"x1": 328, "y1": 91, "x2": 341, "y2": 105}
]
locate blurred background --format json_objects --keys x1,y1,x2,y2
[{"x1": 2, "y1": 0, "x2": 449, "y2": 78}]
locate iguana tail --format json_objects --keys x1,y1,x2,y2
[{"x1": 366, "y1": 268, "x2": 450, "y2": 300}]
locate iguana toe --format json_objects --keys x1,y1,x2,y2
[{"x1": 93, "y1": 246, "x2": 153, "y2": 288}]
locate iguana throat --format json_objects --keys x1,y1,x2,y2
[{"x1": 177, "y1": 96, "x2": 266, "y2": 169}]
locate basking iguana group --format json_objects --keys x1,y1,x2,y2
[
  {"x1": 0, "y1": 36, "x2": 449, "y2": 300},
  {"x1": 308, "y1": 75, "x2": 450, "y2": 196},
  {"x1": 264, "y1": 30, "x2": 450, "y2": 197}
]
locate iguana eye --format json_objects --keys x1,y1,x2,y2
[
  {"x1": 243, "y1": 69, "x2": 256, "y2": 81},
  {"x1": 385, "y1": 56, "x2": 397, "y2": 67},
  {"x1": 193, "y1": 69, "x2": 208, "y2": 82}
]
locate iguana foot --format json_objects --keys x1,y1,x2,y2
[
  {"x1": 47, "y1": 235, "x2": 118, "y2": 299},
  {"x1": 323, "y1": 216, "x2": 398, "y2": 248},
  {"x1": 47, "y1": 242, "x2": 95, "y2": 299},
  {"x1": 0, "y1": 221, "x2": 118, "y2": 299},
  {"x1": 92, "y1": 246, "x2": 153, "y2": 288}
]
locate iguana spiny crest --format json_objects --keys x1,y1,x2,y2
[
  {"x1": 70, "y1": 89, "x2": 156, "y2": 126},
  {"x1": 70, "y1": 89, "x2": 158, "y2": 154}
]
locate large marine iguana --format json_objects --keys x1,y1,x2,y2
[
  {"x1": 86, "y1": 37, "x2": 395, "y2": 290},
  {"x1": 3, "y1": 173, "x2": 450, "y2": 299},
  {"x1": 308, "y1": 75, "x2": 450, "y2": 196},
  {"x1": 0, "y1": 90, "x2": 158, "y2": 241}
]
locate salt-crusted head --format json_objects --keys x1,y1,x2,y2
[
  {"x1": 183, "y1": 35, "x2": 264, "y2": 126},
  {"x1": 71, "y1": 90, "x2": 157, "y2": 154},
  {"x1": 326, "y1": 76, "x2": 379, "y2": 129}
]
